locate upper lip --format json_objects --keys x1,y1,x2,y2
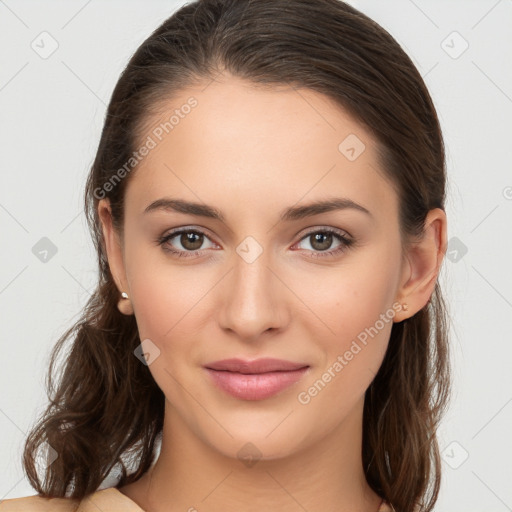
[{"x1": 204, "y1": 358, "x2": 309, "y2": 374}]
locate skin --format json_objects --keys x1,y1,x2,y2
[{"x1": 99, "y1": 73, "x2": 447, "y2": 512}]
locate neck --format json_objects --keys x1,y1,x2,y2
[{"x1": 131, "y1": 397, "x2": 382, "y2": 512}]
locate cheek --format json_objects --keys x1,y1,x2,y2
[
  {"x1": 294, "y1": 288, "x2": 394, "y2": 421},
  {"x1": 125, "y1": 251, "x2": 226, "y2": 405},
  {"x1": 292, "y1": 249, "x2": 400, "y2": 399},
  {"x1": 126, "y1": 261, "x2": 209, "y2": 402},
  {"x1": 125, "y1": 241, "x2": 214, "y2": 341},
  {"x1": 297, "y1": 255, "x2": 399, "y2": 345}
]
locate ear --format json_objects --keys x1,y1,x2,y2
[
  {"x1": 393, "y1": 208, "x2": 447, "y2": 322},
  {"x1": 98, "y1": 198, "x2": 133, "y2": 315}
]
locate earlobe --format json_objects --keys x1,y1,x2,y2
[
  {"x1": 117, "y1": 291, "x2": 134, "y2": 316},
  {"x1": 394, "y1": 208, "x2": 447, "y2": 322},
  {"x1": 98, "y1": 199, "x2": 134, "y2": 315}
]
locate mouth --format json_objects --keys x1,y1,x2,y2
[{"x1": 203, "y1": 358, "x2": 310, "y2": 400}]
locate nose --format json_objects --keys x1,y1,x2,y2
[{"x1": 216, "y1": 244, "x2": 289, "y2": 341}]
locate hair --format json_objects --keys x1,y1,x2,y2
[{"x1": 22, "y1": 1, "x2": 450, "y2": 510}]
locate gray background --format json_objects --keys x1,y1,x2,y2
[{"x1": 1, "y1": 0, "x2": 511, "y2": 510}]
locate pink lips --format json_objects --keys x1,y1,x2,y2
[{"x1": 204, "y1": 358, "x2": 310, "y2": 400}]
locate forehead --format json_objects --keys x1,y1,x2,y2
[{"x1": 124, "y1": 74, "x2": 398, "y2": 224}]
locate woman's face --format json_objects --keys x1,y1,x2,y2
[{"x1": 101, "y1": 74, "x2": 412, "y2": 460}]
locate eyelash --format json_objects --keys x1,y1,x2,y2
[{"x1": 156, "y1": 227, "x2": 355, "y2": 260}]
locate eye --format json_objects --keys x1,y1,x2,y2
[
  {"x1": 157, "y1": 226, "x2": 355, "y2": 260},
  {"x1": 293, "y1": 228, "x2": 354, "y2": 259},
  {"x1": 157, "y1": 228, "x2": 217, "y2": 258}
]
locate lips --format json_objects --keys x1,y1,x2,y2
[
  {"x1": 204, "y1": 358, "x2": 309, "y2": 374},
  {"x1": 203, "y1": 358, "x2": 310, "y2": 400}
]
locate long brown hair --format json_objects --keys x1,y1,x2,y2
[{"x1": 22, "y1": 1, "x2": 450, "y2": 510}]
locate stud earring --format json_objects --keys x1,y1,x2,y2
[
  {"x1": 118, "y1": 291, "x2": 133, "y2": 315},
  {"x1": 402, "y1": 302, "x2": 409, "y2": 311}
]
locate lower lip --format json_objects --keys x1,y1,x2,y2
[{"x1": 204, "y1": 367, "x2": 309, "y2": 400}]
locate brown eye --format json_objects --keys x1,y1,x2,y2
[
  {"x1": 309, "y1": 232, "x2": 334, "y2": 251},
  {"x1": 158, "y1": 228, "x2": 216, "y2": 257},
  {"x1": 179, "y1": 231, "x2": 204, "y2": 251},
  {"x1": 295, "y1": 228, "x2": 354, "y2": 259}
]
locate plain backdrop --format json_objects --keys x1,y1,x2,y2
[{"x1": 1, "y1": 0, "x2": 511, "y2": 510}]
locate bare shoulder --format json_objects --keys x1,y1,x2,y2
[
  {"x1": 0, "y1": 494, "x2": 79, "y2": 512},
  {"x1": 1, "y1": 488, "x2": 144, "y2": 512}
]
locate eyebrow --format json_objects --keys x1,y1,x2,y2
[{"x1": 143, "y1": 197, "x2": 372, "y2": 222}]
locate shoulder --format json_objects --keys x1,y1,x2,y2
[
  {"x1": 0, "y1": 494, "x2": 79, "y2": 511},
  {"x1": 0, "y1": 487, "x2": 144, "y2": 512}
]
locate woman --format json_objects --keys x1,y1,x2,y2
[{"x1": 2, "y1": 0, "x2": 450, "y2": 511}]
